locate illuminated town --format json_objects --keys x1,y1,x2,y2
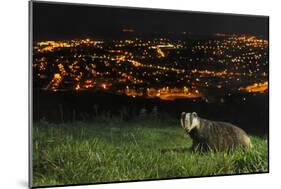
[{"x1": 33, "y1": 33, "x2": 268, "y2": 101}]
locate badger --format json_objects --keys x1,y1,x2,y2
[{"x1": 180, "y1": 112, "x2": 252, "y2": 151}]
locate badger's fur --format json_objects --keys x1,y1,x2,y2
[{"x1": 180, "y1": 112, "x2": 252, "y2": 151}]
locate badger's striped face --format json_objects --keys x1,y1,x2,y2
[{"x1": 181, "y1": 112, "x2": 199, "y2": 133}]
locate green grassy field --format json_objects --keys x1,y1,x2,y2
[{"x1": 32, "y1": 118, "x2": 268, "y2": 187}]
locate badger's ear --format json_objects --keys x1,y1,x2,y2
[
  {"x1": 181, "y1": 112, "x2": 186, "y2": 120},
  {"x1": 192, "y1": 112, "x2": 198, "y2": 117}
]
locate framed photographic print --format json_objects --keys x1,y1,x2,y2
[{"x1": 29, "y1": 1, "x2": 269, "y2": 188}]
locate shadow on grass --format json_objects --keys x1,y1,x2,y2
[{"x1": 160, "y1": 147, "x2": 192, "y2": 154}]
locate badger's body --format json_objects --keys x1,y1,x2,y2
[{"x1": 181, "y1": 112, "x2": 252, "y2": 151}]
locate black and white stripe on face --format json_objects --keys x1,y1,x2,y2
[
  {"x1": 183, "y1": 113, "x2": 191, "y2": 130},
  {"x1": 181, "y1": 112, "x2": 197, "y2": 131},
  {"x1": 187, "y1": 113, "x2": 193, "y2": 129}
]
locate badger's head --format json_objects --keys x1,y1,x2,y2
[{"x1": 180, "y1": 112, "x2": 200, "y2": 133}]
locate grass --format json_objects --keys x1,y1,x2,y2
[{"x1": 32, "y1": 118, "x2": 268, "y2": 187}]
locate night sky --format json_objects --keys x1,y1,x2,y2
[{"x1": 32, "y1": 1, "x2": 269, "y2": 41}]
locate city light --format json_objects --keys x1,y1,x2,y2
[{"x1": 33, "y1": 34, "x2": 268, "y2": 101}]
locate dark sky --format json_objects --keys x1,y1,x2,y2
[{"x1": 32, "y1": 1, "x2": 269, "y2": 41}]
